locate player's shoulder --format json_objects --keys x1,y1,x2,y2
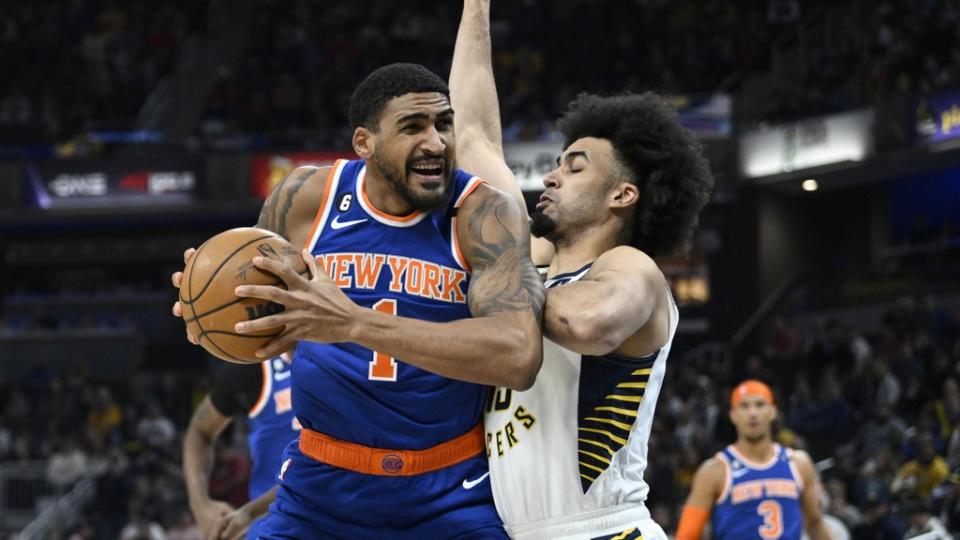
[
  {"x1": 455, "y1": 180, "x2": 526, "y2": 222},
  {"x1": 691, "y1": 455, "x2": 728, "y2": 493},
  {"x1": 589, "y1": 245, "x2": 661, "y2": 281},
  {"x1": 696, "y1": 455, "x2": 728, "y2": 480},
  {"x1": 785, "y1": 447, "x2": 813, "y2": 466}
]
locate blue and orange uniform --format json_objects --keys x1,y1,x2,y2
[
  {"x1": 710, "y1": 444, "x2": 804, "y2": 540},
  {"x1": 258, "y1": 159, "x2": 503, "y2": 539},
  {"x1": 209, "y1": 354, "x2": 299, "y2": 539}
]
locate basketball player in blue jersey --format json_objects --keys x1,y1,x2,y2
[
  {"x1": 450, "y1": 1, "x2": 713, "y2": 538},
  {"x1": 183, "y1": 354, "x2": 299, "y2": 539},
  {"x1": 172, "y1": 63, "x2": 544, "y2": 538},
  {"x1": 677, "y1": 381, "x2": 832, "y2": 540}
]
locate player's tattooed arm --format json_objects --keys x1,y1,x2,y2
[
  {"x1": 451, "y1": 0, "x2": 555, "y2": 265},
  {"x1": 234, "y1": 184, "x2": 544, "y2": 390},
  {"x1": 465, "y1": 188, "x2": 545, "y2": 318},
  {"x1": 256, "y1": 166, "x2": 318, "y2": 240}
]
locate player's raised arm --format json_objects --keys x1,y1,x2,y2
[
  {"x1": 450, "y1": 0, "x2": 519, "y2": 205},
  {"x1": 451, "y1": 0, "x2": 555, "y2": 265}
]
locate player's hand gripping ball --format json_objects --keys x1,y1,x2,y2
[{"x1": 178, "y1": 228, "x2": 307, "y2": 363}]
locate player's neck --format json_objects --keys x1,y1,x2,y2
[
  {"x1": 364, "y1": 169, "x2": 417, "y2": 216},
  {"x1": 549, "y1": 225, "x2": 621, "y2": 275},
  {"x1": 733, "y1": 437, "x2": 776, "y2": 464}
]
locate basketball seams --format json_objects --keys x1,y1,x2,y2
[
  {"x1": 182, "y1": 268, "x2": 311, "y2": 324},
  {"x1": 183, "y1": 237, "x2": 210, "y2": 346},
  {"x1": 179, "y1": 229, "x2": 308, "y2": 363},
  {"x1": 180, "y1": 234, "x2": 277, "y2": 306}
]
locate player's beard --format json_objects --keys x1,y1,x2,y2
[
  {"x1": 530, "y1": 209, "x2": 557, "y2": 238},
  {"x1": 373, "y1": 152, "x2": 451, "y2": 212}
]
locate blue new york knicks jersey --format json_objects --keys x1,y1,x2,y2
[
  {"x1": 293, "y1": 158, "x2": 487, "y2": 448},
  {"x1": 711, "y1": 444, "x2": 803, "y2": 540},
  {"x1": 247, "y1": 354, "x2": 299, "y2": 498},
  {"x1": 259, "y1": 159, "x2": 504, "y2": 539}
]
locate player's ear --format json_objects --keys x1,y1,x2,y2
[
  {"x1": 609, "y1": 181, "x2": 639, "y2": 210},
  {"x1": 353, "y1": 127, "x2": 374, "y2": 159}
]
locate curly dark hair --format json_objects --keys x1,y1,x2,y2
[
  {"x1": 348, "y1": 63, "x2": 450, "y2": 130},
  {"x1": 557, "y1": 92, "x2": 714, "y2": 257}
]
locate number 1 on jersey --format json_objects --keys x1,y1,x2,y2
[{"x1": 368, "y1": 299, "x2": 398, "y2": 381}]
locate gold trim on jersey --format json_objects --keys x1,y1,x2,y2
[{"x1": 576, "y1": 355, "x2": 656, "y2": 493}]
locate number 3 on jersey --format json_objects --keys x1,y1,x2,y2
[
  {"x1": 758, "y1": 500, "x2": 782, "y2": 539},
  {"x1": 368, "y1": 299, "x2": 398, "y2": 381}
]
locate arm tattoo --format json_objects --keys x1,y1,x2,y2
[
  {"x1": 466, "y1": 194, "x2": 545, "y2": 322},
  {"x1": 256, "y1": 169, "x2": 313, "y2": 236}
]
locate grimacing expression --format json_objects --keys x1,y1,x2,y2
[
  {"x1": 370, "y1": 92, "x2": 456, "y2": 212},
  {"x1": 729, "y1": 394, "x2": 777, "y2": 443},
  {"x1": 531, "y1": 137, "x2": 620, "y2": 241}
]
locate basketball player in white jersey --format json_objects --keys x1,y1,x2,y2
[{"x1": 450, "y1": 2, "x2": 714, "y2": 538}]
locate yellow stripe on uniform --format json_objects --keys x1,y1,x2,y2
[
  {"x1": 578, "y1": 427, "x2": 627, "y2": 445},
  {"x1": 611, "y1": 528, "x2": 638, "y2": 540},
  {"x1": 578, "y1": 449, "x2": 612, "y2": 465},
  {"x1": 606, "y1": 394, "x2": 644, "y2": 403},
  {"x1": 617, "y1": 382, "x2": 647, "y2": 389},
  {"x1": 585, "y1": 416, "x2": 634, "y2": 432},
  {"x1": 631, "y1": 368, "x2": 652, "y2": 376},
  {"x1": 579, "y1": 460, "x2": 606, "y2": 475},
  {"x1": 580, "y1": 472, "x2": 597, "y2": 483},
  {"x1": 595, "y1": 406, "x2": 638, "y2": 417},
  {"x1": 578, "y1": 437, "x2": 617, "y2": 456}
]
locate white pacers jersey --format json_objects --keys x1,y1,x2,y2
[{"x1": 485, "y1": 262, "x2": 678, "y2": 540}]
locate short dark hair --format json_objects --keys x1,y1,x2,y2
[
  {"x1": 557, "y1": 92, "x2": 714, "y2": 257},
  {"x1": 349, "y1": 63, "x2": 450, "y2": 130}
]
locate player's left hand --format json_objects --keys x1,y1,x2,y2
[
  {"x1": 233, "y1": 249, "x2": 360, "y2": 357},
  {"x1": 210, "y1": 503, "x2": 253, "y2": 540}
]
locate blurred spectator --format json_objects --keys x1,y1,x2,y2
[
  {"x1": 46, "y1": 438, "x2": 90, "y2": 488},
  {"x1": 891, "y1": 431, "x2": 949, "y2": 498},
  {"x1": 902, "y1": 498, "x2": 951, "y2": 539},
  {"x1": 137, "y1": 403, "x2": 176, "y2": 449}
]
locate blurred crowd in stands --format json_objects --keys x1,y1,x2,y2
[
  {"x1": 0, "y1": 1, "x2": 204, "y2": 146},
  {"x1": 3, "y1": 0, "x2": 960, "y2": 149},
  {"x1": 2, "y1": 293, "x2": 958, "y2": 538}
]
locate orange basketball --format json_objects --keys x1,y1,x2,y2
[{"x1": 179, "y1": 227, "x2": 307, "y2": 363}]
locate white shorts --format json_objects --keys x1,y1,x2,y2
[{"x1": 504, "y1": 504, "x2": 667, "y2": 540}]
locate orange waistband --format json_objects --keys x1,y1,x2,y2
[{"x1": 299, "y1": 424, "x2": 484, "y2": 476}]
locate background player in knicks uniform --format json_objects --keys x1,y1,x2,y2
[
  {"x1": 450, "y1": 2, "x2": 713, "y2": 538},
  {"x1": 173, "y1": 63, "x2": 544, "y2": 538},
  {"x1": 183, "y1": 354, "x2": 299, "y2": 540},
  {"x1": 677, "y1": 381, "x2": 832, "y2": 540}
]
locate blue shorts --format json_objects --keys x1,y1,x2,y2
[{"x1": 257, "y1": 440, "x2": 506, "y2": 539}]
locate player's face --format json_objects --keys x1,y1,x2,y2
[
  {"x1": 371, "y1": 92, "x2": 456, "y2": 212},
  {"x1": 531, "y1": 137, "x2": 619, "y2": 242},
  {"x1": 729, "y1": 395, "x2": 776, "y2": 442}
]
